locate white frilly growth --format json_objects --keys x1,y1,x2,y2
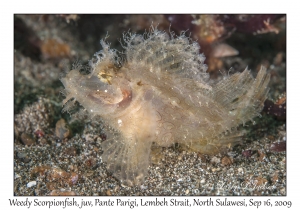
[
  {"x1": 88, "y1": 40, "x2": 122, "y2": 74},
  {"x1": 90, "y1": 27, "x2": 209, "y2": 83},
  {"x1": 122, "y1": 28, "x2": 209, "y2": 83}
]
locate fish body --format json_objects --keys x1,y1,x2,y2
[{"x1": 61, "y1": 29, "x2": 270, "y2": 186}]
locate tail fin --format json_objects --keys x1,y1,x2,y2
[
  {"x1": 211, "y1": 66, "x2": 270, "y2": 127},
  {"x1": 101, "y1": 135, "x2": 152, "y2": 186},
  {"x1": 186, "y1": 67, "x2": 270, "y2": 154}
]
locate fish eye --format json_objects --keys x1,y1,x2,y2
[{"x1": 98, "y1": 72, "x2": 113, "y2": 85}]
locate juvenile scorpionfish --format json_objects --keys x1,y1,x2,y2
[{"x1": 61, "y1": 28, "x2": 270, "y2": 186}]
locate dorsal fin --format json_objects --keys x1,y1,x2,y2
[{"x1": 123, "y1": 28, "x2": 209, "y2": 83}]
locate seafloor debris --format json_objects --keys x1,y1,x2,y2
[
  {"x1": 221, "y1": 156, "x2": 233, "y2": 166},
  {"x1": 270, "y1": 141, "x2": 286, "y2": 152},
  {"x1": 20, "y1": 133, "x2": 36, "y2": 146},
  {"x1": 55, "y1": 118, "x2": 71, "y2": 139},
  {"x1": 263, "y1": 92, "x2": 286, "y2": 120},
  {"x1": 31, "y1": 166, "x2": 80, "y2": 190},
  {"x1": 41, "y1": 39, "x2": 71, "y2": 59},
  {"x1": 14, "y1": 97, "x2": 53, "y2": 142}
]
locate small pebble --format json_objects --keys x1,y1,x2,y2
[
  {"x1": 140, "y1": 185, "x2": 147, "y2": 190},
  {"x1": 27, "y1": 181, "x2": 37, "y2": 188},
  {"x1": 212, "y1": 168, "x2": 220, "y2": 172},
  {"x1": 69, "y1": 172, "x2": 79, "y2": 185},
  {"x1": 106, "y1": 190, "x2": 112, "y2": 196},
  {"x1": 221, "y1": 156, "x2": 233, "y2": 166},
  {"x1": 238, "y1": 168, "x2": 244, "y2": 174},
  {"x1": 242, "y1": 150, "x2": 253, "y2": 158},
  {"x1": 17, "y1": 152, "x2": 27, "y2": 159},
  {"x1": 270, "y1": 141, "x2": 286, "y2": 152},
  {"x1": 85, "y1": 134, "x2": 95, "y2": 142},
  {"x1": 210, "y1": 156, "x2": 220, "y2": 164},
  {"x1": 20, "y1": 133, "x2": 35, "y2": 146},
  {"x1": 55, "y1": 119, "x2": 71, "y2": 139}
]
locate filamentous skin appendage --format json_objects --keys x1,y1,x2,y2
[{"x1": 61, "y1": 28, "x2": 270, "y2": 186}]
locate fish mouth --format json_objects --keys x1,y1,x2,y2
[
  {"x1": 118, "y1": 89, "x2": 132, "y2": 108},
  {"x1": 74, "y1": 71, "x2": 133, "y2": 110},
  {"x1": 87, "y1": 88, "x2": 132, "y2": 109}
]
